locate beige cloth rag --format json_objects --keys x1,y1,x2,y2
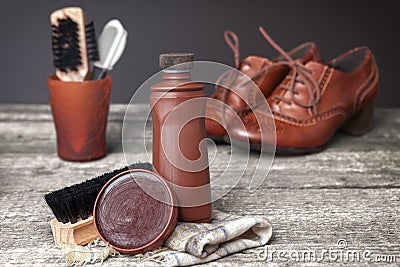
[
  {"x1": 150, "y1": 209, "x2": 272, "y2": 266},
  {"x1": 58, "y1": 210, "x2": 272, "y2": 266}
]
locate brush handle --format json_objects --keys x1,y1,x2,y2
[
  {"x1": 50, "y1": 216, "x2": 98, "y2": 245},
  {"x1": 92, "y1": 66, "x2": 106, "y2": 80}
]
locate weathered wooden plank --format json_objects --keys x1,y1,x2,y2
[
  {"x1": 2, "y1": 120, "x2": 400, "y2": 153},
  {"x1": 1, "y1": 189, "x2": 399, "y2": 266},
  {"x1": 1, "y1": 128, "x2": 400, "y2": 158},
  {"x1": 0, "y1": 148, "x2": 399, "y2": 194},
  {"x1": 1, "y1": 105, "x2": 400, "y2": 155},
  {"x1": 0, "y1": 104, "x2": 130, "y2": 122},
  {"x1": 1, "y1": 104, "x2": 399, "y2": 266}
]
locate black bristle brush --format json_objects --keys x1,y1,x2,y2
[
  {"x1": 44, "y1": 162, "x2": 152, "y2": 245},
  {"x1": 45, "y1": 162, "x2": 152, "y2": 224},
  {"x1": 51, "y1": 17, "x2": 82, "y2": 73},
  {"x1": 50, "y1": 7, "x2": 88, "y2": 82},
  {"x1": 85, "y1": 21, "x2": 99, "y2": 63}
]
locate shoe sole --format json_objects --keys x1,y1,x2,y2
[
  {"x1": 274, "y1": 144, "x2": 327, "y2": 156},
  {"x1": 224, "y1": 135, "x2": 327, "y2": 156}
]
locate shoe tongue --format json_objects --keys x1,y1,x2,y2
[
  {"x1": 304, "y1": 61, "x2": 326, "y2": 79},
  {"x1": 269, "y1": 60, "x2": 326, "y2": 112},
  {"x1": 239, "y1": 56, "x2": 272, "y2": 76}
]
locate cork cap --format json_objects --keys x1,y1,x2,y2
[{"x1": 159, "y1": 53, "x2": 194, "y2": 71}]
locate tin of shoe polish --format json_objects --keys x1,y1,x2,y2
[{"x1": 93, "y1": 169, "x2": 177, "y2": 254}]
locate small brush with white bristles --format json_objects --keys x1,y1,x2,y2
[{"x1": 92, "y1": 19, "x2": 128, "y2": 80}]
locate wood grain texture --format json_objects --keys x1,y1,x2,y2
[{"x1": 0, "y1": 104, "x2": 399, "y2": 266}]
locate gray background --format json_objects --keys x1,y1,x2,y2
[{"x1": 1, "y1": 0, "x2": 399, "y2": 107}]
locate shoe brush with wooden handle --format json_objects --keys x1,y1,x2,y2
[
  {"x1": 92, "y1": 19, "x2": 128, "y2": 80},
  {"x1": 50, "y1": 7, "x2": 89, "y2": 82},
  {"x1": 44, "y1": 162, "x2": 152, "y2": 245}
]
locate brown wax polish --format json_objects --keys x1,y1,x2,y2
[{"x1": 93, "y1": 170, "x2": 177, "y2": 254}]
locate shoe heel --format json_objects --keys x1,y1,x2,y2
[{"x1": 342, "y1": 101, "x2": 375, "y2": 135}]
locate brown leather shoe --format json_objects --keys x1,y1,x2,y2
[
  {"x1": 228, "y1": 27, "x2": 379, "y2": 155},
  {"x1": 205, "y1": 30, "x2": 320, "y2": 141}
]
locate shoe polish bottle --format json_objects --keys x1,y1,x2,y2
[{"x1": 150, "y1": 53, "x2": 212, "y2": 223}]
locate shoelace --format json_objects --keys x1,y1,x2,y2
[
  {"x1": 258, "y1": 27, "x2": 321, "y2": 115},
  {"x1": 216, "y1": 27, "x2": 321, "y2": 128},
  {"x1": 216, "y1": 31, "x2": 275, "y2": 127},
  {"x1": 217, "y1": 31, "x2": 271, "y2": 91}
]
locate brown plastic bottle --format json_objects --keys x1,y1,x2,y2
[{"x1": 150, "y1": 53, "x2": 212, "y2": 223}]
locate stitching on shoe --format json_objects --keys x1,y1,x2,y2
[
  {"x1": 355, "y1": 66, "x2": 378, "y2": 110},
  {"x1": 320, "y1": 67, "x2": 333, "y2": 96},
  {"x1": 272, "y1": 105, "x2": 346, "y2": 126}
]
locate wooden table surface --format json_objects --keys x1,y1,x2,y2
[{"x1": 1, "y1": 104, "x2": 399, "y2": 266}]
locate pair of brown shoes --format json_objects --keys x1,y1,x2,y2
[{"x1": 205, "y1": 27, "x2": 379, "y2": 155}]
